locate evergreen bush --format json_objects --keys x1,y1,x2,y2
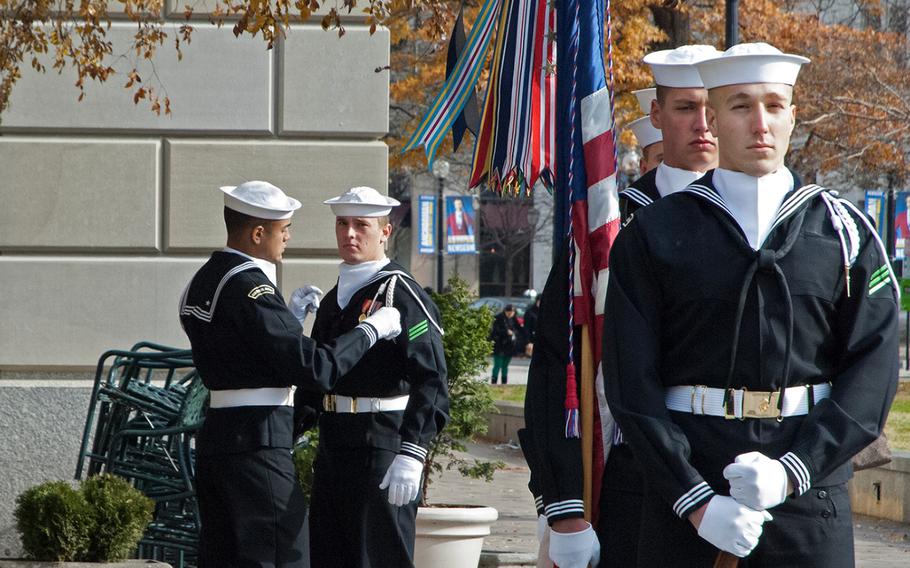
[
  {"x1": 422, "y1": 276, "x2": 504, "y2": 504},
  {"x1": 82, "y1": 473, "x2": 155, "y2": 561},
  {"x1": 14, "y1": 481, "x2": 92, "y2": 561},
  {"x1": 14, "y1": 474, "x2": 154, "y2": 562},
  {"x1": 293, "y1": 429, "x2": 319, "y2": 498}
]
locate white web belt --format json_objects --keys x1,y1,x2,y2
[{"x1": 665, "y1": 383, "x2": 831, "y2": 419}]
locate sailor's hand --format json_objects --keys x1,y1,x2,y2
[
  {"x1": 289, "y1": 285, "x2": 323, "y2": 325},
  {"x1": 379, "y1": 454, "x2": 423, "y2": 506},
  {"x1": 695, "y1": 495, "x2": 772, "y2": 557},
  {"x1": 724, "y1": 451, "x2": 790, "y2": 510},
  {"x1": 362, "y1": 306, "x2": 402, "y2": 341},
  {"x1": 548, "y1": 522, "x2": 600, "y2": 568}
]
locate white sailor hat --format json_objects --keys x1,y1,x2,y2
[
  {"x1": 323, "y1": 186, "x2": 401, "y2": 217},
  {"x1": 627, "y1": 116, "x2": 663, "y2": 149},
  {"x1": 695, "y1": 42, "x2": 810, "y2": 89},
  {"x1": 219, "y1": 180, "x2": 302, "y2": 220},
  {"x1": 633, "y1": 88, "x2": 656, "y2": 114},
  {"x1": 643, "y1": 45, "x2": 722, "y2": 88}
]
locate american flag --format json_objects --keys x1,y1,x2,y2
[{"x1": 555, "y1": 0, "x2": 620, "y2": 521}]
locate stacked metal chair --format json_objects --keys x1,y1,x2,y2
[{"x1": 76, "y1": 341, "x2": 206, "y2": 567}]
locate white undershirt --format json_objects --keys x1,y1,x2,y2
[
  {"x1": 655, "y1": 162, "x2": 705, "y2": 198},
  {"x1": 337, "y1": 256, "x2": 389, "y2": 309},
  {"x1": 713, "y1": 168, "x2": 794, "y2": 250},
  {"x1": 223, "y1": 247, "x2": 278, "y2": 287}
]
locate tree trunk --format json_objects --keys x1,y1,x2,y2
[{"x1": 649, "y1": 5, "x2": 690, "y2": 49}]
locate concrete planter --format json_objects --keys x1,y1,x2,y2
[
  {"x1": 849, "y1": 450, "x2": 910, "y2": 523},
  {"x1": 414, "y1": 505, "x2": 499, "y2": 568}
]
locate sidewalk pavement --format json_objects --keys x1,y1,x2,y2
[
  {"x1": 433, "y1": 441, "x2": 910, "y2": 567},
  {"x1": 486, "y1": 357, "x2": 531, "y2": 386}
]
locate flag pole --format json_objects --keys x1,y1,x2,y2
[{"x1": 581, "y1": 324, "x2": 595, "y2": 520}]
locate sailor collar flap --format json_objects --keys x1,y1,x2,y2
[
  {"x1": 681, "y1": 171, "x2": 826, "y2": 241},
  {"x1": 619, "y1": 168, "x2": 659, "y2": 208},
  {"x1": 180, "y1": 253, "x2": 262, "y2": 324},
  {"x1": 619, "y1": 187, "x2": 656, "y2": 208},
  {"x1": 344, "y1": 265, "x2": 444, "y2": 336}
]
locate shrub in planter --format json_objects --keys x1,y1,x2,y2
[
  {"x1": 422, "y1": 277, "x2": 504, "y2": 503},
  {"x1": 13, "y1": 474, "x2": 154, "y2": 562},
  {"x1": 293, "y1": 429, "x2": 319, "y2": 498},
  {"x1": 14, "y1": 481, "x2": 92, "y2": 561},
  {"x1": 82, "y1": 473, "x2": 155, "y2": 561}
]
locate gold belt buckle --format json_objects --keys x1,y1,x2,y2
[
  {"x1": 323, "y1": 394, "x2": 336, "y2": 412},
  {"x1": 724, "y1": 388, "x2": 739, "y2": 420},
  {"x1": 741, "y1": 390, "x2": 780, "y2": 419}
]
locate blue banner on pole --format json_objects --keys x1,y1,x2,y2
[
  {"x1": 895, "y1": 191, "x2": 910, "y2": 261},
  {"x1": 445, "y1": 196, "x2": 477, "y2": 255},
  {"x1": 418, "y1": 195, "x2": 437, "y2": 254},
  {"x1": 865, "y1": 190, "x2": 886, "y2": 243}
]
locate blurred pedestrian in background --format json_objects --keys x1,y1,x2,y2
[{"x1": 490, "y1": 304, "x2": 522, "y2": 384}]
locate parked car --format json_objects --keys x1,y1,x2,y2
[{"x1": 469, "y1": 296, "x2": 532, "y2": 323}]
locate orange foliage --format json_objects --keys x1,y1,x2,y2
[
  {"x1": 388, "y1": 0, "x2": 666, "y2": 171},
  {"x1": 687, "y1": 0, "x2": 910, "y2": 186}
]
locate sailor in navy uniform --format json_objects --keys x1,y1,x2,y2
[
  {"x1": 295, "y1": 186, "x2": 449, "y2": 568},
  {"x1": 604, "y1": 44, "x2": 899, "y2": 566},
  {"x1": 179, "y1": 181, "x2": 403, "y2": 568},
  {"x1": 522, "y1": 44, "x2": 722, "y2": 568}
]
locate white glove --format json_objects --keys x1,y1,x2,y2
[
  {"x1": 724, "y1": 451, "x2": 790, "y2": 511},
  {"x1": 536, "y1": 514, "x2": 548, "y2": 542},
  {"x1": 548, "y1": 523, "x2": 600, "y2": 568},
  {"x1": 697, "y1": 495, "x2": 773, "y2": 558},
  {"x1": 536, "y1": 515, "x2": 552, "y2": 568},
  {"x1": 289, "y1": 285, "x2": 323, "y2": 325},
  {"x1": 361, "y1": 306, "x2": 402, "y2": 342},
  {"x1": 379, "y1": 454, "x2": 423, "y2": 506}
]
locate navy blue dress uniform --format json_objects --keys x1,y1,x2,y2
[
  {"x1": 524, "y1": 44, "x2": 732, "y2": 567},
  {"x1": 297, "y1": 187, "x2": 449, "y2": 568},
  {"x1": 605, "y1": 170, "x2": 899, "y2": 567},
  {"x1": 179, "y1": 181, "x2": 400, "y2": 568},
  {"x1": 302, "y1": 260, "x2": 449, "y2": 567},
  {"x1": 604, "y1": 43, "x2": 900, "y2": 567},
  {"x1": 521, "y1": 161, "x2": 700, "y2": 566}
]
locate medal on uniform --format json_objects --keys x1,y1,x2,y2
[{"x1": 359, "y1": 298, "x2": 383, "y2": 321}]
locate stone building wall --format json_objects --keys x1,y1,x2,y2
[{"x1": 0, "y1": 9, "x2": 390, "y2": 555}]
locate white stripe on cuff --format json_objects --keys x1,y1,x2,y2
[
  {"x1": 356, "y1": 322, "x2": 378, "y2": 347},
  {"x1": 400, "y1": 441, "x2": 427, "y2": 460},
  {"x1": 780, "y1": 452, "x2": 811, "y2": 496},
  {"x1": 544, "y1": 499, "x2": 585, "y2": 519},
  {"x1": 673, "y1": 482, "x2": 714, "y2": 518}
]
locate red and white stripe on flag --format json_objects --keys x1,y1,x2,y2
[{"x1": 572, "y1": 85, "x2": 621, "y2": 367}]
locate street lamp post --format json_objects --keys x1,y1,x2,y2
[
  {"x1": 432, "y1": 160, "x2": 450, "y2": 292},
  {"x1": 725, "y1": 0, "x2": 739, "y2": 48}
]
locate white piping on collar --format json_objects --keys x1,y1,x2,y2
[
  {"x1": 335, "y1": 266, "x2": 445, "y2": 336},
  {"x1": 180, "y1": 261, "x2": 259, "y2": 323},
  {"x1": 223, "y1": 247, "x2": 278, "y2": 287},
  {"x1": 618, "y1": 187, "x2": 654, "y2": 207}
]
